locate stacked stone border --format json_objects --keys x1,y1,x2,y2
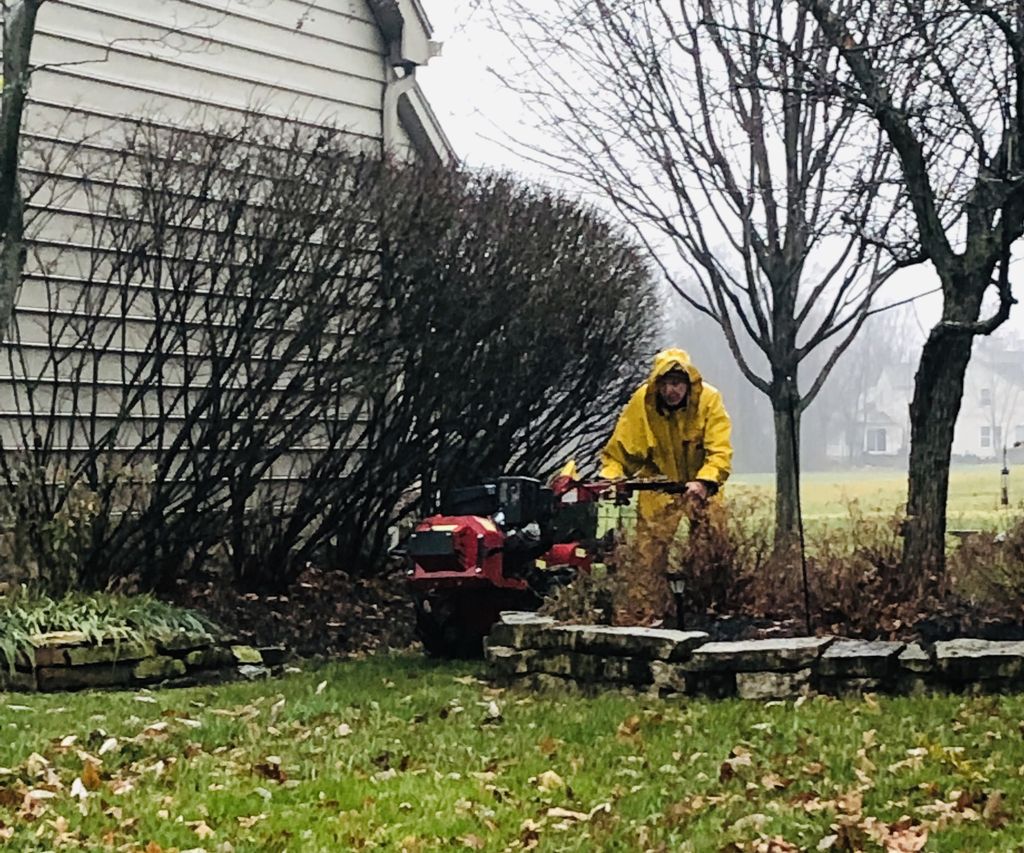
[
  {"x1": 485, "y1": 612, "x2": 1024, "y2": 700},
  {"x1": 0, "y1": 630, "x2": 287, "y2": 692}
]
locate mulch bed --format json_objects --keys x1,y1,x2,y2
[{"x1": 170, "y1": 566, "x2": 419, "y2": 659}]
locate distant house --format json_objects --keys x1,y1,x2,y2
[
  {"x1": 951, "y1": 340, "x2": 1024, "y2": 459},
  {"x1": 823, "y1": 363, "x2": 913, "y2": 462},
  {"x1": 824, "y1": 337, "x2": 1024, "y2": 464}
]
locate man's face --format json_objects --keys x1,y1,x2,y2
[{"x1": 657, "y1": 375, "x2": 689, "y2": 407}]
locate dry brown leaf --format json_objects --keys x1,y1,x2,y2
[
  {"x1": 546, "y1": 807, "x2": 590, "y2": 822},
  {"x1": 189, "y1": 820, "x2": 215, "y2": 839},
  {"x1": 982, "y1": 790, "x2": 1008, "y2": 828},
  {"x1": 616, "y1": 715, "x2": 641, "y2": 739},
  {"x1": 535, "y1": 770, "x2": 564, "y2": 792},
  {"x1": 81, "y1": 761, "x2": 102, "y2": 792},
  {"x1": 837, "y1": 789, "x2": 863, "y2": 815},
  {"x1": 254, "y1": 762, "x2": 287, "y2": 784},
  {"x1": 537, "y1": 736, "x2": 559, "y2": 758},
  {"x1": 461, "y1": 835, "x2": 487, "y2": 849},
  {"x1": 760, "y1": 773, "x2": 791, "y2": 790}
]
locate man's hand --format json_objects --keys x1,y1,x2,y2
[
  {"x1": 609, "y1": 479, "x2": 632, "y2": 506},
  {"x1": 683, "y1": 480, "x2": 709, "y2": 502}
]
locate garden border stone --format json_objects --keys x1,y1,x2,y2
[
  {"x1": 0, "y1": 632, "x2": 287, "y2": 693},
  {"x1": 485, "y1": 612, "x2": 1024, "y2": 700}
]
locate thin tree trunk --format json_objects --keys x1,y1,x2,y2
[
  {"x1": 771, "y1": 376, "x2": 801, "y2": 551},
  {"x1": 0, "y1": 0, "x2": 44, "y2": 340},
  {"x1": 902, "y1": 324, "x2": 975, "y2": 578}
]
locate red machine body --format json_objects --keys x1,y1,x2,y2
[
  {"x1": 408, "y1": 515, "x2": 522, "y2": 591},
  {"x1": 404, "y1": 474, "x2": 680, "y2": 657}
]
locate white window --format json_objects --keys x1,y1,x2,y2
[
  {"x1": 866, "y1": 428, "x2": 887, "y2": 453},
  {"x1": 981, "y1": 426, "x2": 1003, "y2": 449},
  {"x1": 980, "y1": 387, "x2": 993, "y2": 406}
]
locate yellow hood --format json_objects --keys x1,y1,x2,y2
[
  {"x1": 646, "y1": 348, "x2": 703, "y2": 408},
  {"x1": 599, "y1": 346, "x2": 732, "y2": 499}
]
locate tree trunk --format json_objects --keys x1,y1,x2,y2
[
  {"x1": 0, "y1": 0, "x2": 44, "y2": 340},
  {"x1": 901, "y1": 325, "x2": 975, "y2": 579},
  {"x1": 771, "y1": 376, "x2": 801, "y2": 550}
]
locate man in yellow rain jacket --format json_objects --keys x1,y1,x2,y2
[
  {"x1": 600, "y1": 348, "x2": 733, "y2": 513},
  {"x1": 599, "y1": 348, "x2": 733, "y2": 623}
]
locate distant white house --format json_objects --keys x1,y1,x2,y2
[
  {"x1": 824, "y1": 335, "x2": 1024, "y2": 463},
  {"x1": 952, "y1": 339, "x2": 1024, "y2": 459},
  {"x1": 823, "y1": 362, "x2": 913, "y2": 461}
]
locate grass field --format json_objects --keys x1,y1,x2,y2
[
  {"x1": 598, "y1": 464, "x2": 1024, "y2": 537},
  {"x1": 734, "y1": 464, "x2": 1023, "y2": 531},
  {"x1": 3, "y1": 655, "x2": 1024, "y2": 851}
]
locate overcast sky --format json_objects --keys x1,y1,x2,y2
[{"x1": 415, "y1": 1, "x2": 1023, "y2": 343}]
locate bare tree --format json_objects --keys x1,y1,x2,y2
[
  {"x1": 804, "y1": 0, "x2": 1022, "y2": 575},
  {"x1": 484, "y1": 0, "x2": 898, "y2": 547}
]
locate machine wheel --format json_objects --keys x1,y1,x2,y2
[{"x1": 413, "y1": 594, "x2": 486, "y2": 659}]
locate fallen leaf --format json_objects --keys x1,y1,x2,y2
[
  {"x1": 616, "y1": 715, "x2": 641, "y2": 739},
  {"x1": 335, "y1": 723, "x2": 352, "y2": 737},
  {"x1": 755, "y1": 837, "x2": 800, "y2": 853},
  {"x1": 81, "y1": 761, "x2": 102, "y2": 791},
  {"x1": 315, "y1": 681, "x2": 327, "y2": 695},
  {"x1": 254, "y1": 762, "x2": 287, "y2": 784},
  {"x1": 142, "y1": 721, "x2": 169, "y2": 736},
  {"x1": 761, "y1": 772, "x2": 791, "y2": 790},
  {"x1": 99, "y1": 738, "x2": 119, "y2": 756},
  {"x1": 983, "y1": 790, "x2": 1008, "y2": 828},
  {"x1": 461, "y1": 834, "x2": 487, "y2": 849},
  {"x1": 546, "y1": 806, "x2": 589, "y2": 821},
  {"x1": 26, "y1": 753, "x2": 50, "y2": 777},
  {"x1": 536, "y1": 770, "x2": 565, "y2": 792},
  {"x1": 189, "y1": 819, "x2": 215, "y2": 839}
]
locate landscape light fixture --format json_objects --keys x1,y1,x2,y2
[
  {"x1": 1003, "y1": 443, "x2": 1010, "y2": 507},
  {"x1": 1007, "y1": 442, "x2": 1024, "y2": 507}
]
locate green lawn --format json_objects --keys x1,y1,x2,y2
[
  {"x1": 734, "y1": 464, "x2": 1023, "y2": 531},
  {"x1": 597, "y1": 464, "x2": 1024, "y2": 536},
  {"x1": 3, "y1": 655, "x2": 1024, "y2": 851}
]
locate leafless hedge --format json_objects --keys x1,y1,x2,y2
[{"x1": 1, "y1": 115, "x2": 657, "y2": 593}]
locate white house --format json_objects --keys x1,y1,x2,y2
[
  {"x1": 824, "y1": 336, "x2": 1024, "y2": 464},
  {"x1": 3, "y1": 0, "x2": 453, "y2": 455},
  {"x1": 24, "y1": 0, "x2": 452, "y2": 162},
  {"x1": 951, "y1": 338, "x2": 1024, "y2": 459},
  {"x1": 823, "y1": 362, "x2": 913, "y2": 462}
]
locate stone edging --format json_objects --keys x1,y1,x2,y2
[
  {"x1": 0, "y1": 630, "x2": 288, "y2": 692},
  {"x1": 484, "y1": 612, "x2": 1024, "y2": 700}
]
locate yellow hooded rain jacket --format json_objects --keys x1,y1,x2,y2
[{"x1": 599, "y1": 349, "x2": 733, "y2": 520}]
